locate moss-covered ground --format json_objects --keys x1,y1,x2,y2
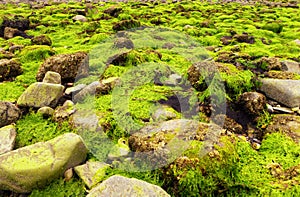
[{"x1": 1, "y1": 0, "x2": 300, "y2": 196}]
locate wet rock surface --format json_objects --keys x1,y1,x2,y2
[{"x1": 0, "y1": 133, "x2": 87, "y2": 193}]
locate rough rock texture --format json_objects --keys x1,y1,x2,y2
[
  {"x1": 0, "y1": 59, "x2": 22, "y2": 82},
  {"x1": 259, "y1": 79, "x2": 300, "y2": 108},
  {"x1": 129, "y1": 119, "x2": 211, "y2": 168},
  {"x1": 266, "y1": 114, "x2": 300, "y2": 143},
  {"x1": 3, "y1": 27, "x2": 30, "y2": 39},
  {"x1": 258, "y1": 57, "x2": 282, "y2": 71},
  {"x1": 17, "y1": 82, "x2": 64, "y2": 108},
  {"x1": 31, "y1": 35, "x2": 52, "y2": 46},
  {"x1": 74, "y1": 161, "x2": 110, "y2": 189},
  {"x1": 151, "y1": 106, "x2": 177, "y2": 122},
  {"x1": 238, "y1": 92, "x2": 266, "y2": 116},
  {"x1": 42, "y1": 71, "x2": 61, "y2": 84},
  {"x1": 0, "y1": 133, "x2": 88, "y2": 193},
  {"x1": 0, "y1": 101, "x2": 21, "y2": 127},
  {"x1": 36, "y1": 52, "x2": 88, "y2": 83},
  {"x1": 187, "y1": 61, "x2": 219, "y2": 91},
  {"x1": 53, "y1": 100, "x2": 76, "y2": 122},
  {"x1": 104, "y1": 6, "x2": 122, "y2": 17},
  {"x1": 96, "y1": 77, "x2": 120, "y2": 95},
  {"x1": 0, "y1": 125, "x2": 17, "y2": 155},
  {"x1": 87, "y1": 175, "x2": 170, "y2": 197}
]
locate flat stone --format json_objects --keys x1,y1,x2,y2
[
  {"x1": 73, "y1": 81, "x2": 99, "y2": 103},
  {"x1": 42, "y1": 71, "x2": 61, "y2": 84},
  {"x1": 74, "y1": 161, "x2": 110, "y2": 189},
  {"x1": 0, "y1": 133, "x2": 88, "y2": 193},
  {"x1": 272, "y1": 106, "x2": 294, "y2": 114},
  {"x1": 72, "y1": 15, "x2": 88, "y2": 22},
  {"x1": 259, "y1": 78, "x2": 300, "y2": 108},
  {"x1": 87, "y1": 175, "x2": 170, "y2": 197},
  {"x1": 17, "y1": 82, "x2": 64, "y2": 108},
  {"x1": 0, "y1": 125, "x2": 17, "y2": 155},
  {"x1": 65, "y1": 84, "x2": 86, "y2": 95},
  {"x1": 0, "y1": 101, "x2": 21, "y2": 127},
  {"x1": 281, "y1": 61, "x2": 300, "y2": 74}
]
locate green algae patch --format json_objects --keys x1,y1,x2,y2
[
  {"x1": 19, "y1": 45, "x2": 56, "y2": 62},
  {"x1": 15, "y1": 112, "x2": 73, "y2": 148},
  {"x1": 30, "y1": 178, "x2": 86, "y2": 197}
]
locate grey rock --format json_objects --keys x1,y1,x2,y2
[
  {"x1": 87, "y1": 175, "x2": 170, "y2": 197},
  {"x1": 113, "y1": 37, "x2": 134, "y2": 49},
  {"x1": 0, "y1": 133, "x2": 87, "y2": 193},
  {"x1": 72, "y1": 15, "x2": 88, "y2": 22},
  {"x1": 73, "y1": 81, "x2": 99, "y2": 102},
  {"x1": 74, "y1": 161, "x2": 110, "y2": 189},
  {"x1": 0, "y1": 125, "x2": 17, "y2": 155},
  {"x1": 0, "y1": 101, "x2": 21, "y2": 127},
  {"x1": 17, "y1": 82, "x2": 64, "y2": 108},
  {"x1": 272, "y1": 106, "x2": 294, "y2": 114},
  {"x1": 65, "y1": 84, "x2": 86, "y2": 95},
  {"x1": 42, "y1": 71, "x2": 61, "y2": 84},
  {"x1": 281, "y1": 61, "x2": 300, "y2": 74},
  {"x1": 163, "y1": 74, "x2": 182, "y2": 86},
  {"x1": 259, "y1": 79, "x2": 300, "y2": 108}
]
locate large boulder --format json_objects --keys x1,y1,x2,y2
[
  {"x1": 36, "y1": 52, "x2": 88, "y2": 83},
  {"x1": 0, "y1": 101, "x2": 21, "y2": 127},
  {"x1": 0, "y1": 59, "x2": 22, "y2": 82},
  {"x1": 87, "y1": 175, "x2": 170, "y2": 197},
  {"x1": 17, "y1": 82, "x2": 64, "y2": 108},
  {"x1": 0, "y1": 133, "x2": 88, "y2": 193},
  {"x1": 259, "y1": 79, "x2": 300, "y2": 108},
  {"x1": 0, "y1": 125, "x2": 17, "y2": 155}
]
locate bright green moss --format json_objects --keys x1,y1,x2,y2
[
  {"x1": 19, "y1": 45, "x2": 56, "y2": 62},
  {"x1": 30, "y1": 178, "x2": 86, "y2": 197},
  {"x1": 15, "y1": 112, "x2": 73, "y2": 148}
]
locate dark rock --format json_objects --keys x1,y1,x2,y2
[
  {"x1": 36, "y1": 51, "x2": 89, "y2": 83},
  {"x1": 221, "y1": 36, "x2": 233, "y2": 45},
  {"x1": 104, "y1": 6, "x2": 122, "y2": 17},
  {"x1": 0, "y1": 17, "x2": 30, "y2": 38},
  {"x1": 3, "y1": 27, "x2": 31, "y2": 39},
  {"x1": 0, "y1": 59, "x2": 22, "y2": 82},
  {"x1": 0, "y1": 101, "x2": 21, "y2": 127},
  {"x1": 258, "y1": 57, "x2": 282, "y2": 71},
  {"x1": 31, "y1": 35, "x2": 52, "y2": 46},
  {"x1": 233, "y1": 33, "x2": 255, "y2": 44},
  {"x1": 112, "y1": 20, "x2": 141, "y2": 31},
  {"x1": 238, "y1": 92, "x2": 266, "y2": 116}
]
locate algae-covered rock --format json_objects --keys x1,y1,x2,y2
[
  {"x1": 87, "y1": 175, "x2": 170, "y2": 197},
  {"x1": 129, "y1": 119, "x2": 211, "y2": 168},
  {"x1": 112, "y1": 20, "x2": 141, "y2": 31},
  {"x1": 37, "y1": 106, "x2": 54, "y2": 118},
  {"x1": 0, "y1": 133, "x2": 88, "y2": 193},
  {"x1": 0, "y1": 59, "x2": 22, "y2": 82},
  {"x1": 0, "y1": 125, "x2": 17, "y2": 155},
  {"x1": 31, "y1": 35, "x2": 52, "y2": 46},
  {"x1": 53, "y1": 100, "x2": 75, "y2": 122},
  {"x1": 0, "y1": 101, "x2": 21, "y2": 127},
  {"x1": 259, "y1": 79, "x2": 300, "y2": 108},
  {"x1": 36, "y1": 51, "x2": 88, "y2": 83},
  {"x1": 74, "y1": 161, "x2": 110, "y2": 189},
  {"x1": 42, "y1": 71, "x2": 61, "y2": 84},
  {"x1": 17, "y1": 82, "x2": 64, "y2": 108}
]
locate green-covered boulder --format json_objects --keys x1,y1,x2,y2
[
  {"x1": 87, "y1": 175, "x2": 170, "y2": 197},
  {"x1": 17, "y1": 82, "x2": 64, "y2": 108},
  {"x1": 0, "y1": 133, "x2": 88, "y2": 193}
]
